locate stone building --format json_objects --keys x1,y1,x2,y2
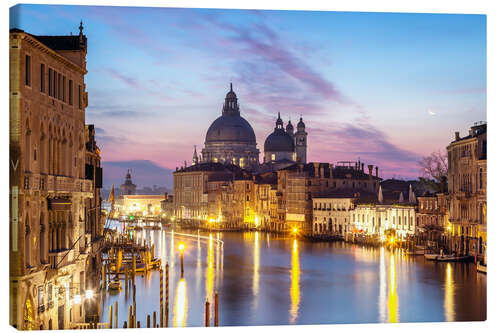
[
  {"x1": 277, "y1": 161, "x2": 381, "y2": 235},
  {"x1": 201, "y1": 84, "x2": 260, "y2": 169},
  {"x1": 9, "y1": 25, "x2": 98, "y2": 329},
  {"x1": 160, "y1": 193, "x2": 174, "y2": 219},
  {"x1": 121, "y1": 195, "x2": 165, "y2": 216},
  {"x1": 312, "y1": 192, "x2": 359, "y2": 236},
  {"x1": 416, "y1": 193, "x2": 448, "y2": 241},
  {"x1": 446, "y1": 122, "x2": 487, "y2": 256}
]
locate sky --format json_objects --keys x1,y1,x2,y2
[{"x1": 10, "y1": 4, "x2": 486, "y2": 185}]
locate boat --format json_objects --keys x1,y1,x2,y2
[
  {"x1": 424, "y1": 253, "x2": 439, "y2": 260},
  {"x1": 477, "y1": 261, "x2": 487, "y2": 274},
  {"x1": 436, "y1": 255, "x2": 474, "y2": 262},
  {"x1": 108, "y1": 277, "x2": 122, "y2": 290}
]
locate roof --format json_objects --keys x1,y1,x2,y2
[
  {"x1": 10, "y1": 28, "x2": 87, "y2": 51},
  {"x1": 175, "y1": 162, "x2": 242, "y2": 173},
  {"x1": 279, "y1": 162, "x2": 381, "y2": 180},
  {"x1": 264, "y1": 129, "x2": 295, "y2": 152},
  {"x1": 313, "y1": 188, "x2": 377, "y2": 202}
]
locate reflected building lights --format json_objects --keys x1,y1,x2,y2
[
  {"x1": 290, "y1": 239, "x2": 300, "y2": 324},
  {"x1": 253, "y1": 232, "x2": 260, "y2": 297},
  {"x1": 444, "y1": 263, "x2": 455, "y2": 322},
  {"x1": 206, "y1": 234, "x2": 215, "y2": 302},
  {"x1": 388, "y1": 252, "x2": 399, "y2": 323},
  {"x1": 174, "y1": 278, "x2": 188, "y2": 327},
  {"x1": 379, "y1": 247, "x2": 387, "y2": 322}
]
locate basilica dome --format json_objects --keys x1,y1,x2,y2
[
  {"x1": 201, "y1": 84, "x2": 260, "y2": 169},
  {"x1": 205, "y1": 114, "x2": 257, "y2": 144}
]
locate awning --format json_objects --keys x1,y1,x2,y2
[{"x1": 48, "y1": 198, "x2": 72, "y2": 211}]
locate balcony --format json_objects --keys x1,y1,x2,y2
[{"x1": 23, "y1": 173, "x2": 92, "y2": 194}]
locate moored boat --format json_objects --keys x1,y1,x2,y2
[
  {"x1": 424, "y1": 253, "x2": 439, "y2": 260},
  {"x1": 108, "y1": 277, "x2": 122, "y2": 290},
  {"x1": 436, "y1": 255, "x2": 473, "y2": 262},
  {"x1": 476, "y1": 261, "x2": 487, "y2": 273}
]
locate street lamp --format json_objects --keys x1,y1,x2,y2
[{"x1": 179, "y1": 243, "x2": 185, "y2": 277}]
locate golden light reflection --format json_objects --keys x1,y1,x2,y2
[
  {"x1": 206, "y1": 234, "x2": 214, "y2": 302},
  {"x1": 290, "y1": 238, "x2": 300, "y2": 324},
  {"x1": 379, "y1": 247, "x2": 387, "y2": 322},
  {"x1": 174, "y1": 278, "x2": 187, "y2": 327},
  {"x1": 388, "y1": 252, "x2": 399, "y2": 323},
  {"x1": 444, "y1": 263, "x2": 455, "y2": 322},
  {"x1": 253, "y1": 232, "x2": 260, "y2": 297}
]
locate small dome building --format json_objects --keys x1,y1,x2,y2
[{"x1": 264, "y1": 113, "x2": 296, "y2": 163}]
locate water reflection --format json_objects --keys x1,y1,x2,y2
[
  {"x1": 444, "y1": 263, "x2": 455, "y2": 322},
  {"x1": 290, "y1": 239, "x2": 300, "y2": 324},
  {"x1": 174, "y1": 278, "x2": 187, "y2": 327},
  {"x1": 388, "y1": 252, "x2": 399, "y2": 323},
  {"x1": 253, "y1": 232, "x2": 260, "y2": 297},
  {"x1": 378, "y1": 247, "x2": 386, "y2": 322},
  {"x1": 206, "y1": 234, "x2": 214, "y2": 302}
]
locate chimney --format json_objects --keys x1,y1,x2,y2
[
  {"x1": 375, "y1": 166, "x2": 379, "y2": 178},
  {"x1": 455, "y1": 131, "x2": 460, "y2": 141},
  {"x1": 319, "y1": 165, "x2": 324, "y2": 178},
  {"x1": 314, "y1": 163, "x2": 319, "y2": 178},
  {"x1": 368, "y1": 165, "x2": 373, "y2": 180},
  {"x1": 165, "y1": 192, "x2": 168, "y2": 200},
  {"x1": 361, "y1": 163, "x2": 365, "y2": 173}
]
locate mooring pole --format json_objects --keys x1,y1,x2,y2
[
  {"x1": 160, "y1": 266, "x2": 164, "y2": 327},
  {"x1": 147, "y1": 314, "x2": 151, "y2": 328},
  {"x1": 114, "y1": 301, "x2": 118, "y2": 328},
  {"x1": 165, "y1": 262, "x2": 169, "y2": 327},
  {"x1": 205, "y1": 299, "x2": 210, "y2": 327},
  {"x1": 153, "y1": 311, "x2": 157, "y2": 328},
  {"x1": 214, "y1": 292, "x2": 219, "y2": 326},
  {"x1": 109, "y1": 305, "x2": 113, "y2": 329}
]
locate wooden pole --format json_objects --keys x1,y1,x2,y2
[
  {"x1": 114, "y1": 301, "x2": 118, "y2": 328},
  {"x1": 153, "y1": 311, "x2": 157, "y2": 328},
  {"x1": 214, "y1": 292, "x2": 219, "y2": 326},
  {"x1": 165, "y1": 262, "x2": 169, "y2": 327},
  {"x1": 123, "y1": 321, "x2": 127, "y2": 328},
  {"x1": 160, "y1": 266, "x2": 164, "y2": 327},
  {"x1": 147, "y1": 314, "x2": 151, "y2": 328},
  {"x1": 133, "y1": 284, "x2": 136, "y2": 327},
  {"x1": 109, "y1": 305, "x2": 113, "y2": 329},
  {"x1": 101, "y1": 265, "x2": 106, "y2": 290},
  {"x1": 205, "y1": 299, "x2": 210, "y2": 327},
  {"x1": 137, "y1": 321, "x2": 140, "y2": 328},
  {"x1": 128, "y1": 305, "x2": 132, "y2": 329}
]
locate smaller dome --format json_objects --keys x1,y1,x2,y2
[
  {"x1": 286, "y1": 120, "x2": 294, "y2": 132},
  {"x1": 264, "y1": 129, "x2": 295, "y2": 152}
]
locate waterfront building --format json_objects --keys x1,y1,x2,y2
[
  {"x1": 254, "y1": 172, "x2": 279, "y2": 231},
  {"x1": 160, "y1": 193, "x2": 174, "y2": 219},
  {"x1": 121, "y1": 195, "x2": 165, "y2": 216},
  {"x1": 416, "y1": 193, "x2": 448, "y2": 241},
  {"x1": 9, "y1": 25, "x2": 97, "y2": 329},
  {"x1": 312, "y1": 191, "x2": 359, "y2": 236},
  {"x1": 201, "y1": 84, "x2": 260, "y2": 170},
  {"x1": 277, "y1": 161, "x2": 381, "y2": 235},
  {"x1": 446, "y1": 122, "x2": 487, "y2": 256},
  {"x1": 119, "y1": 169, "x2": 137, "y2": 195}
]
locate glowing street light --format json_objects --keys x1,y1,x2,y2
[
  {"x1": 85, "y1": 289, "x2": 94, "y2": 300},
  {"x1": 73, "y1": 294, "x2": 82, "y2": 305},
  {"x1": 179, "y1": 243, "x2": 185, "y2": 277}
]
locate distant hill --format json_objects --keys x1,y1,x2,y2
[{"x1": 102, "y1": 160, "x2": 173, "y2": 190}]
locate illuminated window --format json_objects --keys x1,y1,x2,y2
[
  {"x1": 239, "y1": 157, "x2": 245, "y2": 168},
  {"x1": 213, "y1": 157, "x2": 218, "y2": 163},
  {"x1": 271, "y1": 154, "x2": 275, "y2": 161},
  {"x1": 292, "y1": 152, "x2": 296, "y2": 161}
]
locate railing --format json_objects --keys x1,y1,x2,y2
[{"x1": 74, "y1": 323, "x2": 110, "y2": 329}]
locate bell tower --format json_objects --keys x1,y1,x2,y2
[{"x1": 295, "y1": 117, "x2": 307, "y2": 163}]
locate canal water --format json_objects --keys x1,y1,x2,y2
[{"x1": 100, "y1": 226, "x2": 486, "y2": 327}]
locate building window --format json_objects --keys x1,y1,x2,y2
[
  {"x1": 62, "y1": 76, "x2": 66, "y2": 102},
  {"x1": 58, "y1": 73, "x2": 62, "y2": 100},
  {"x1": 52, "y1": 70, "x2": 56, "y2": 98},
  {"x1": 78, "y1": 84, "x2": 82, "y2": 109},
  {"x1": 69, "y1": 80, "x2": 73, "y2": 105},
  {"x1": 25, "y1": 54, "x2": 31, "y2": 86},
  {"x1": 239, "y1": 157, "x2": 245, "y2": 168},
  {"x1": 48, "y1": 69, "x2": 52, "y2": 96},
  {"x1": 40, "y1": 64, "x2": 45, "y2": 92},
  {"x1": 213, "y1": 157, "x2": 218, "y2": 163},
  {"x1": 271, "y1": 154, "x2": 275, "y2": 161}
]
